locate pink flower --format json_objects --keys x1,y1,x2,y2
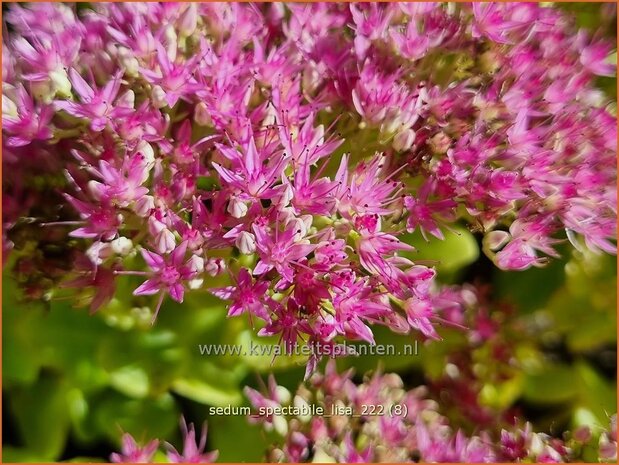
[
  {"x1": 580, "y1": 38, "x2": 615, "y2": 77},
  {"x1": 133, "y1": 242, "x2": 202, "y2": 321},
  {"x1": 332, "y1": 278, "x2": 392, "y2": 344},
  {"x1": 166, "y1": 417, "x2": 218, "y2": 463},
  {"x1": 2, "y1": 84, "x2": 54, "y2": 146},
  {"x1": 210, "y1": 268, "x2": 272, "y2": 322},
  {"x1": 494, "y1": 219, "x2": 561, "y2": 271},
  {"x1": 54, "y1": 69, "x2": 130, "y2": 131},
  {"x1": 110, "y1": 433, "x2": 159, "y2": 463},
  {"x1": 140, "y1": 43, "x2": 204, "y2": 108},
  {"x1": 64, "y1": 196, "x2": 121, "y2": 241},
  {"x1": 404, "y1": 296, "x2": 440, "y2": 341},
  {"x1": 87, "y1": 154, "x2": 150, "y2": 207},
  {"x1": 405, "y1": 181, "x2": 457, "y2": 241},
  {"x1": 212, "y1": 135, "x2": 289, "y2": 200},
  {"x1": 252, "y1": 223, "x2": 315, "y2": 284}
]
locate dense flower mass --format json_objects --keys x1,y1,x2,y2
[
  {"x1": 2, "y1": 2, "x2": 616, "y2": 375},
  {"x1": 244, "y1": 361, "x2": 617, "y2": 463},
  {"x1": 2, "y1": 3, "x2": 617, "y2": 464},
  {"x1": 108, "y1": 360, "x2": 617, "y2": 464}
]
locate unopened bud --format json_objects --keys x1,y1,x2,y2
[
  {"x1": 86, "y1": 241, "x2": 114, "y2": 265},
  {"x1": 118, "y1": 47, "x2": 139, "y2": 77},
  {"x1": 393, "y1": 128, "x2": 416, "y2": 152},
  {"x1": 227, "y1": 196, "x2": 248, "y2": 218},
  {"x1": 135, "y1": 195, "x2": 155, "y2": 217},
  {"x1": 178, "y1": 4, "x2": 198, "y2": 37},
  {"x1": 155, "y1": 229, "x2": 176, "y2": 254},
  {"x1": 429, "y1": 132, "x2": 451, "y2": 154},
  {"x1": 235, "y1": 231, "x2": 256, "y2": 255},
  {"x1": 2, "y1": 94, "x2": 18, "y2": 118},
  {"x1": 186, "y1": 254, "x2": 205, "y2": 274},
  {"x1": 117, "y1": 89, "x2": 135, "y2": 109},
  {"x1": 205, "y1": 257, "x2": 225, "y2": 276},
  {"x1": 484, "y1": 230, "x2": 510, "y2": 251},
  {"x1": 51, "y1": 69, "x2": 72, "y2": 98},
  {"x1": 194, "y1": 102, "x2": 213, "y2": 126},
  {"x1": 151, "y1": 85, "x2": 168, "y2": 109},
  {"x1": 111, "y1": 236, "x2": 133, "y2": 255}
]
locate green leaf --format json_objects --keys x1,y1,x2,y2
[
  {"x1": 2, "y1": 446, "x2": 50, "y2": 463},
  {"x1": 400, "y1": 225, "x2": 479, "y2": 278},
  {"x1": 208, "y1": 415, "x2": 268, "y2": 462},
  {"x1": 93, "y1": 391, "x2": 178, "y2": 444},
  {"x1": 235, "y1": 329, "x2": 308, "y2": 372},
  {"x1": 108, "y1": 365, "x2": 150, "y2": 399},
  {"x1": 523, "y1": 363, "x2": 580, "y2": 404},
  {"x1": 2, "y1": 276, "x2": 43, "y2": 386},
  {"x1": 196, "y1": 176, "x2": 221, "y2": 191},
  {"x1": 172, "y1": 376, "x2": 243, "y2": 407},
  {"x1": 9, "y1": 375, "x2": 71, "y2": 460},
  {"x1": 574, "y1": 361, "x2": 617, "y2": 426},
  {"x1": 494, "y1": 247, "x2": 569, "y2": 313}
]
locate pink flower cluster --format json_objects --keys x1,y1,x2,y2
[
  {"x1": 111, "y1": 416, "x2": 218, "y2": 463},
  {"x1": 245, "y1": 361, "x2": 617, "y2": 463},
  {"x1": 2, "y1": 3, "x2": 616, "y2": 362}
]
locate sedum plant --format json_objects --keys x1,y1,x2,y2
[{"x1": 2, "y1": 2, "x2": 616, "y2": 463}]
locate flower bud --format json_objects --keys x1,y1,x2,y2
[
  {"x1": 235, "y1": 231, "x2": 256, "y2": 255},
  {"x1": 393, "y1": 128, "x2": 416, "y2": 152},
  {"x1": 205, "y1": 257, "x2": 225, "y2": 276},
  {"x1": 278, "y1": 182, "x2": 294, "y2": 208},
  {"x1": 163, "y1": 25, "x2": 178, "y2": 61},
  {"x1": 187, "y1": 254, "x2": 205, "y2": 274},
  {"x1": 429, "y1": 131, "x2": 451, "y2": 154},
  {"x1": 118, "y1": 47, "x2": 139, "y2": 77},
  {"x1": 572, "y1": 426, "x2": 591, "y2": 443},
  {"x1": 155, "y1": 229, "x2": 176, "y2": 254},
  {"x1": 50, "y1": 69, "x2": 72, "y2": 98},
  {"x1": 136, "y1": 141, "x2": 155, "y2": 167},
  {"x1": 194, "y1": 102, "x2": 213, "y2": 127},
  {"x1": 227, "y1": 196, "x2": 248, "y2": 218},
  {"x1": 188, "y1": 278, "x2": 204, "y2": 290},
  {"x1": 86, "y1": 241, "x2": 114, "y2": 265},
  {"x1": 381, "y1": 109, "x2": 404, "y2": 135},
  {"x1": 288, "y1": 217, "x2": 310, "y2": 241},
  {"x1": 30, "y1": 80, "x2": 54, "y2": 103},
  {"x1": 117, "y1": 89, "x2": 135, "y2": 109},
  {"x1": 111, "y1": 236, "x2": 133, "y2": 255},
  {"x1": 134, "y1": 195, "x2": 155, "y2": 217},
  {"x1": 2, "y1": 94, "x2": 18, "y2": 119},
  {"x1": 151, "y1": 85, "x2": 168, "y2": 109},
  {"x1": 484, "y1": 230, "x2": 510, "y2": 251},
  {"x1": 178, "y1": 4, "x2": 198, "y2": 38}
]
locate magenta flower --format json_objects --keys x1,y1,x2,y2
[
  {"x1": 332, "y1": 278, "x2": 392, "y2": 344},
  {"x1": 140, "y1": 43, "x2": 203, "y2": 108},
  {"x1": 64, "y1": 196, "x2": 121, "y2": 241},
  {"x1": 210, "y1": 268, "x2": 272, "y2": 322},
  {"x1": 212, "y1": 136, "x2": 289, "y2": 200},
  {"x1": 404, "y1": 181, "x2": 457, "y2": 241},
  {"x1": 579, "y1": 38, "x2": 616, "y2": 76},
  {"x1": 88, "y1": 154, "x2": 150, "y2": 207},
  {"x1": 404, "y1": 296, "x2": 440, "y2": 341},
  {"x1": 2, "y1": 84, "x2": 54, "y2": 146},
  {"x1": 54, "y1": 69, "x2": 129, "y2": 131},
  {"x1": 110, "y1": 433, "x2": 159, "y2": 464},
  {"x1": 133, "y1": 242, "x2": 201, "y2": 321},
  {"x1": 165, "y1": 417, "x2": 218, "y2": 463},
  {"x1": 252, "y1": 223, "x2": 315, "y2": 283}
]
